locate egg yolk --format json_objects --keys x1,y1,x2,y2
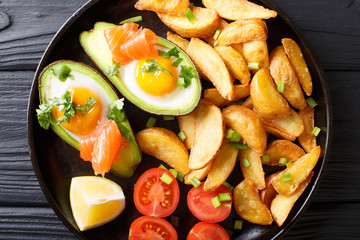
[
  {"x1": 135, "y1": 56, "x2": 178, "y2": 96},
  {"x1": 53, "y1": 87, "x2": 102, "y2": 136}
]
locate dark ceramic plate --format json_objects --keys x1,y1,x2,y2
[{"x1": 27, "y1": 0, "x2": 331, "y2": 239}]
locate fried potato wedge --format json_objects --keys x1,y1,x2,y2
[
  {"x1": 188, "y1": 100, "x2": 225, "y2": 170},
  {"x1": 259, "y1": 109, "x2": 304, "y2": 141},
  {"x1": 184, "y1": 164, "x2": 211, "y2": 185},
  {"x1": 250, "y1": 68, "x2": 291, "y2": 119},
  {"x1": 204, "y1": 140, "x2": 238, "y2": 190},
  {"x1": 270, "y1": 46, "x2": 307, "y2": 110},
  {"x1": 298, "y1": 106, "x2": 317, "y2": 153},
  {"x1": 187, "y1": 38, "x2": 235, "y2": 100},
  {"x1": 166, "y1": 31, "x2": 189, "y2": 52},
  {"x1": 282, "y1": 38, "x2": 312, "y2": 96},
  {"x1": 239, "y1": 148, "x2": 265, "y2": 190},
  {"x1": 178, "y1": 110, "x2": 197, "y2": 150},
  {"x1": 241, "y1": 40, "x2": 270, "y2": 71},
  {"x1": 215, "y1": 46, "x2": 251, "y2": 84},
  {"x1": 260, "y1": 172, "x2": 280, "y2": 209},
  {"x1": 263, "y1": 140, "x2": 306, "y2": 166},
  {"x1": 271, "y1": 146, "x2": 320, "y2": 196},
  {"x1": 203, "y1": 0, "x2": 277, "y2": 20},
  {"x1": 271, "y1": 172, "x2": 314, "y2": 226},
  {"x1": 234, "y1": 179, "x2": 273, "y2": 225},
  {"x1": 136, "y1": 127, "x2": 190, "y2": 174},
  {"x1": 222, "y1": 105, "x2": 267, "y2": 155},
  {"x1": 203, "y1": 84, "x2": 250, "y2": 107},
  {"x1": 135, "y1": 0, "x2": 189, "y2": 15},
  {"x1": 242, "y1": 96, "x2": 253, "y2": 109},
  {"x1": 157, "y1": 6, "x2": 220, "y2": 38},
  {"x1": 217, "y1": 18, "x2": 268, "y2": 46}
]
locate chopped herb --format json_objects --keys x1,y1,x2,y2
[
  {"x1": 176, "y1": 172, "x2": 185, "y2": 182},
  {"x1": 170, "y1": 216, "x2": 179, "y2": 227},
  {"x1": 277, "y1": 81, "x2": 285, "y2": 93},
  {"x1": 234, "y1": 220, "x2": 243, "y2": 230},
  {"x1": 106, "y1": 63, "x2": 121, "y2": 77},
  {"x1": 211, "y1": 196, "x2": 221, "y2": 208},
  {"x1": 219, "y1": 192, "x2": 232, "y2": 202},
  {"x1": 160, "y1": 173, "x2": 173, "y2": 185},
  {"x1": 306, "y1": 97, "x2": 318, "y2": 108},
  {"x1": 184, "y1": 8, "x2": 195, "y2": 22},
  {"x1": 279, "y1": 157, "x2": 288, "y2": 165},
  {"x1": 159, "y1": 164, "x2": 168, "y2": 170},
  {"x1": 213, "y1": 29, "x2": 221, "y2": 40},
  {"x1": 190, "y1": 176, "x2": 201, "y2": 188},
  {"x1": 262, "y1": 154, "x2": 270, "y2": 163},
  {"x1": 36, "y1": 103, "x2": 54, "y2": 130},
  {"x1": 312, "y1": 126, "x2": 321, "y2": 136},
  {"x1": 167, "y1": 47, "x2": 180, "y2": 58},
  {"x1": 141, "y1": 59, "x2": 173, "y2": 76},
  {"x1": 282, "y1": 173, "x2": 292, "y2": 182},
  {"x1": 226, "y1": 129, "x2": 235, "y2": 139},
  {"x1": 146, "y1": 117, "x2": 157, "y2": 128},
  {"x1": 158, "y1": 50, "x2": 171, "y2": 59},
  {"x1": 178, "y1": 130, "x2": 186, "y2": 142},
  {"x1": 76, "y1": 97, "x2": 96, "y2": 117},
  {"x1": 230, "y1": 131, "x2": 241, "y2": 142},
  {"x1": 119, "y1": 16, "x2": 143, "y2": 24},
  {"x1": 223, "y1": 181, "x2": 234, "y2": 192},
  {"x1": 107, "y1": 99, "x2": 131, "y2": 139},
  {"x1": 286, "y1": 161, "x2": 293, "y2": 168},
  {"x1": 163, "y1": 116, "x2": 175, "y2": 121},
  {"x1": 176, "y1": 77, "x2": 186, "y2": 87},
  {"x1": 228, "y1": 142, "x2": 249, "y2": 150},
  {"x1": 247, "y1": 62, "x2": 260, "y2": 70},
  {"x1": 51, "y1": 65, "x2": 72, "y2": 82},
  {"x1": 169, "y1": 169, "x2": 178, "y2": 178},
  {"x1": 178, "y1": 65, "x2": 196, "y2": 88},
  {"x1": 172, "y1": 58, "x2": 183, "y2": 67},
  {"x1": 242, "y1": 158, "x2": 251, "y2": 168}
]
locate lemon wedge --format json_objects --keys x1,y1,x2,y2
[{"x1": 69, "y1": 176, "x2": 126, "y2": 231}]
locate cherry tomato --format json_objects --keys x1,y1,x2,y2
[
  {"x1": 134, "y1": 168, "x2": 180, "y2": 218},
  {"x1": 187, "y1": 183, "x2": 232, "y2": 223},
  {"x1": 129, "y1": 216, "x2": 178, "y2": 240},
  {"x1": 187, "y1": 222, "x2": 230, "y2": 240}
]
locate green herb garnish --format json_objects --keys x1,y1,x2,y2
[
  {"x1": 172, "y1": 58, "x2": 183, "y2": 67},
  {"x1": 51, "y1": 65, "x2": 73, "y2": 82},
  {"x1": 227, "y1": 142, "x2": 249, "y2": 150},
  {"x1": 178, "y1": 65, "x2": 195, "y2": 88},
  {"x1": 146, "y1": 117, "x2": 157, "y2": 128},
  {"x1": 107, "y1": 99, "x2": 131, "y2": 139},
  {"x1": 141, "y1": 59, "x2": 173, "y2": 76},
  {"x1": 119, "y1": 16, "x2": 143, "y2": 25},
  {"x1": 106, "y1": 63, "x2": 121, "y2": 77},
  {"x1": 184, "y1": 8, "x2": 195, "y2": 22}
]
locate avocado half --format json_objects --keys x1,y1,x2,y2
[
  {"x1": 79, "y1": 22, "x2": 201, "y2": 116},
  {"x1": 38, "y1": 60, "x2": 141, "y2": 177}
]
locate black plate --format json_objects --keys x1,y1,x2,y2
[{"x1": 27, "y1": 0, "x2": 332, "y2": 239}]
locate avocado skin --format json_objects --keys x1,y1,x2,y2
[
  {"x1": 38, "y1": 60, "x2": 141, "y2": 177},
  {"x1": 79, "y1": 22, "x2": 201, "y2": 116}
]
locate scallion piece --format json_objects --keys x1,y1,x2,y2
[
  {"x1": 282, "y1": 173, "x2": 292, "y2": 182},
  {"x1": 176, "y1": 77, "x2": 186, "y2": 87},
  {"x1": 177, "y1": 172, "x2": 185, "y2": 182},
  {"x1": 211, "y1": 196, "x2": 221, "y2": 208},
  {"x1": 262, "y1": 154, "x2": 270, "y2": 163},
  {"x1": 169, "y1": 168, "x2": 178, "y2": 178},
  {"x1": 119, "y1": 16, "x2": 143, "y2": 24},
  {"x1": 213, "y1": 29, "x2": 221, "y2": 40},
  {"x1": 172, "y1": 58, "x2": 183, "y2": 67},
  {"x1": 219, "y1": 192, "x2": 232, "y2": 202},
  {"x1": 230, "y1": 131, "x2": 241, "y2": 142},
  {"x1": 226, "y1": 129, "x2": 235, "y2": 139},
  {"x1": 158, "y1": 50, "x2": 171, "y2": 59},
  {"x1": 277, "y1": 81, "x2": 285, "y2": 93},
  {"x1": 184, "y1": 8, "x2": 195, "y2": 22},
  {"x1": 228, "y1": 142, "x2": 249, "y2": 150},
  {"x1": 170, "y1": 216, "x2": 179, "y2": 227},
  {"x1": 146, "y1": 117, "x2": 157, "y2": 128},
  {"x1": 225, "y1": 228, "x2": 234, "y2": 237},
  {"x1": 190, "y1": 176, "x2": 201, "y2": 188},
  {"x1": 279, "y1": 157, "x2": 288, "y2": 165},
  {"x1": 159, "y1": 164, "x2": 168, "y2": 170},
  {"x1": 306, "y1": 97, "x2": 318, "y2": 108},
  {"x1": 234, "y1": 220, "x2": 243, "y2": 230},
  {"x1": 312, "y1": 126, "x2": 321, "y2": 136},
  {"x1": 223, "y1": 181, "x2": 234, "y2": 192},
  {"x1": 247, "y1": 62, "x2": 260, "y2": 70},
  {"x1": 242, "y1": 158, "x2": 251, "y2": 168},
  {"x1": 286, "y1": 161, "x2": 292, "y2": 168},
  {"x1": 163, "y1": 116, "x2": 175, "y2": 121},
  {"x1": 178, "y1": 130, "x2": 186, "y2": 142},
  {"x1": 160, "y1": 173, "x2": 173, "y2": 185}
]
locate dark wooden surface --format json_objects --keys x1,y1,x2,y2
[{"x1": 0, "y1": 0, "x2": 359, "y2": 239}]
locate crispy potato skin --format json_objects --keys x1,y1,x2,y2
[
  {"x1": 260, "y1": 172, "x2": 280, "y2": 209},
  {"x1": 136, "y1": 127, "x2": 190, "y2": 174},
  {"x1": 135, "y1": 0, "x2": 189, "y2": 15},
  {"x1": 177, "y1": 110, "x2": 197, "y2": 150},
  {"x1": 239, "y1": 147, "x2": 265, "y2": 190},
  {"x1": 241, "y1": 40, "x2": 270, "y2": 72},
  {"x1": 222, "y1": 105, "x2": 267, "y2": 155},
  {"x1": 263, "y1": 140, "x2": 306, "y2": 166},
  {"x1": 203, "y1": 84, "x2": 250, "y2": 107},
  {"x1": 166, "y1": 31, "x2": 189, "y2": 52},
  {"x1": 298, "y1": 106, "x2": 317, "y2": 153}
]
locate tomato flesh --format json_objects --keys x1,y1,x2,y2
[
  {"x1": 129, "y1": 216, "x2": 178, "y2": 240},
  {"x1": 187, "y1": 183, "x2": 232, "y2": 223},
  {"x1": 187, "y1": 222, "x2": 229, "y2": 240},
  {"x1": 134, "y1": 168, "x2": 180, "y2": 218}
]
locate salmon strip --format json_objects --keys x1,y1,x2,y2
[{"x1": 79, "y1": 133, "x2": 99, "y2": 162}]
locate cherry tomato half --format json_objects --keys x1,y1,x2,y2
[
  {"x1": 129, "y1": 216, "x2": 178, "y2": 240},
  {"x1": 187, "y1": 183, "x2": 232, "y2": 223},
  {"x1": 134, "y1": 168, "x2": 180, "y2": 218},
  {"x1": 187, "y1": 222, "x2": 230, "y2": 240}
]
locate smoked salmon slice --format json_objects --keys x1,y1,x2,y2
[{"x1": 104, "y1": 23, "x2": 158, "y2": 65}]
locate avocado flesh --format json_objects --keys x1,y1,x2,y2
[
  {"x1": 39, "y1": 60, "x2": 141, "y2": 177},
  {"x1": 79, "y1": 22, "x2": 201, "y2": 116}
]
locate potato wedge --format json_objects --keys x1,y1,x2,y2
[
  {"x1": 166, "y1": 31, "x2": 189, "y2": 52},
  {"x1": 215, "y1": 46, "x2": 251, "y2": 84},
  {"x1": 241, "y1": 40, "x2": 270, "y2": 71},
  {"x1": 260, "y1": 172, "x2": 280, "y2": 209},
  {"x1": 184, "y1": 164, "x2": 211, "y2": 185},
  {"x1": 222, "y1": 105, "x2": 267, "y2": 155},
  {"x1": 217, "y1": 18, "x2": 268, "y2": 46},
  {"x1": 203, "y1": 84, "x2": 250, "y2": 107},
  {"x1": 177, "y1": 110, "x2": 197, "y2": 150},
  {"x1": 203, "y1": 0, "x2": 277, "y2": 20},
  {"x1": 239, "y1": 147, "x2": 265, "y2": 190},
  {"x1": 157, "y1": 6, "x2": 220, "y2": 38},
  {"x1": 136, "y1": 127, "x2": 190, "y2": 174},
  {"x1": 270, "y1": 46, "x2": 307, "y2": 110},
  {"x1": 259, "y1": 109, "x2": 304, "y2": 141},
  {"x1": 271, "y1": 172, "x2": 314, "y2": 226},
  {"x1": 271, "y1": 146, "x2": 320, "y2": 196},
  {"x1": 298, "y1": 106, "x2": 317, "y2": 153},
  {"x1": 187, "y1": 38, "x2": 235, "y2": 100},
  {"x1": 242, "y1": 96, "x2": 253, "y2": 109},
  {"x1": 263, "y1": 140, "x2": 305, "y2": 166},
  {"x1": 188, "y1": 100, "x2": 225, "y2": 170},
  {"x1": 234, "y1": 179, "x2": 273, "y2": 225},
  {"x1": 204, "y1": 140, "x2": 238, "y2": 190},
  {"x1": 250, "y1": 68, "x2": 291, "y2": 119},
  {"x1": 282, "y1": 38, "x2": 312, "y2": 96},
  {"x1": 135, "y1": 0, "x2": 189, "y2": 15}
]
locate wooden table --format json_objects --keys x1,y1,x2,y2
[{"x1": 1, "y1": 0, "x2": 359, "y2": 239}]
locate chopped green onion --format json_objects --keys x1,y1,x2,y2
[
  {"x1": 225, "y1": 228, "x2": 234, "y2": 237},
  {"x1": 219, "y1": 193, "x2": 232, "y2": 202},
  {"x1": 223, "y1": 181, "x2": 234, "y2": 192},
  {"x1": 184, "y1": 8, "x2": 195, "y2": 22},
  {"x1": 189, "y1": 2, "x2": 194, "y2": 6},
  {"x1": 226, "y1": 129, "x2": 235, "y2": 139},
  {"x1": 169, "y1": 168, "x2": 178, "y2": 178},
  {"x1": 312, "y1": 126, "x2": 321, "y2": 136},
  {"x1": 277, "y1": 81, "x2": 285, "y2": 93},
  {"x1": 159, "y1": 164, "x2": 168, "y2": 170},
  {"x1": 119, "y1": 16, "x2": 143, "y2": 24},
  {"x1": 282, "y1": 173, "x2": 292, "y2": 182},
  {"x1": 51, "y1": 65, "x2": 72, "y2": 82},
  {"x1": 262, "y1": 154, "x2": 270, "y2": 163},
  {"x1": 160, "y1": 173, "x2": 173, "y2": 185},
  {"x1": 146, "y1": 117, "x2": 157, "y2": 128},
  {"x1": 247, "y1": 62, "x2": 260, "y2": 70},
  {"x1": 178, "y1": 130, "x2": 186, "y2": 142},
  {"x1": 234, "y1": 220, "x2": 243, "y2": 230},
  {"x1": 228, "y1": 142, "x2": 249, "y2": 150},
  {"x1": 211, "y1": 196, "x2": 221, "y2": 208},
  {"x1": 279, "y1": 157, "x2": 288, "y2": 165},
  {"x1": 177, "y1": 172, "x2": 185, "y2": 182},
  {"x1": 242, "y1": 158, "x2": 251, "y2": 168},
  {"x1": 306, "y1": 97, "x2": 318, "y2": 108},
  {"x1": 213, "y1": 29, "x2": 221, "y2": 40},
  {"x1": 179, "y1": 65, "x2": 195, "y2": 88},
  {"x1": 286, "y1": 161, "x2": 293, "y2": 168},
  {"x1": 158, "y1": 50, "x2": 171, "y2": 59},
  {"x1": 105, "y1": 63, "x2": 121, "y2": 77},
  {"x1": 172, "y1": 58, "x2": 183, "y2": 67},
  {"x1": 163, "y1": 116, "x2": 175, "y2": 121},
  {"x1": 190, "y1": 176, "x2": 201, "y2": 188},
  {"x1": 176, "y1": 77, "x2": 186, "y2": 87},
  {"x1": 230, "y1": 132, "x2": 241, "y2": 142},
  {"x1": 170, "y1": 216, "x2": 179, "y2": 227}
]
